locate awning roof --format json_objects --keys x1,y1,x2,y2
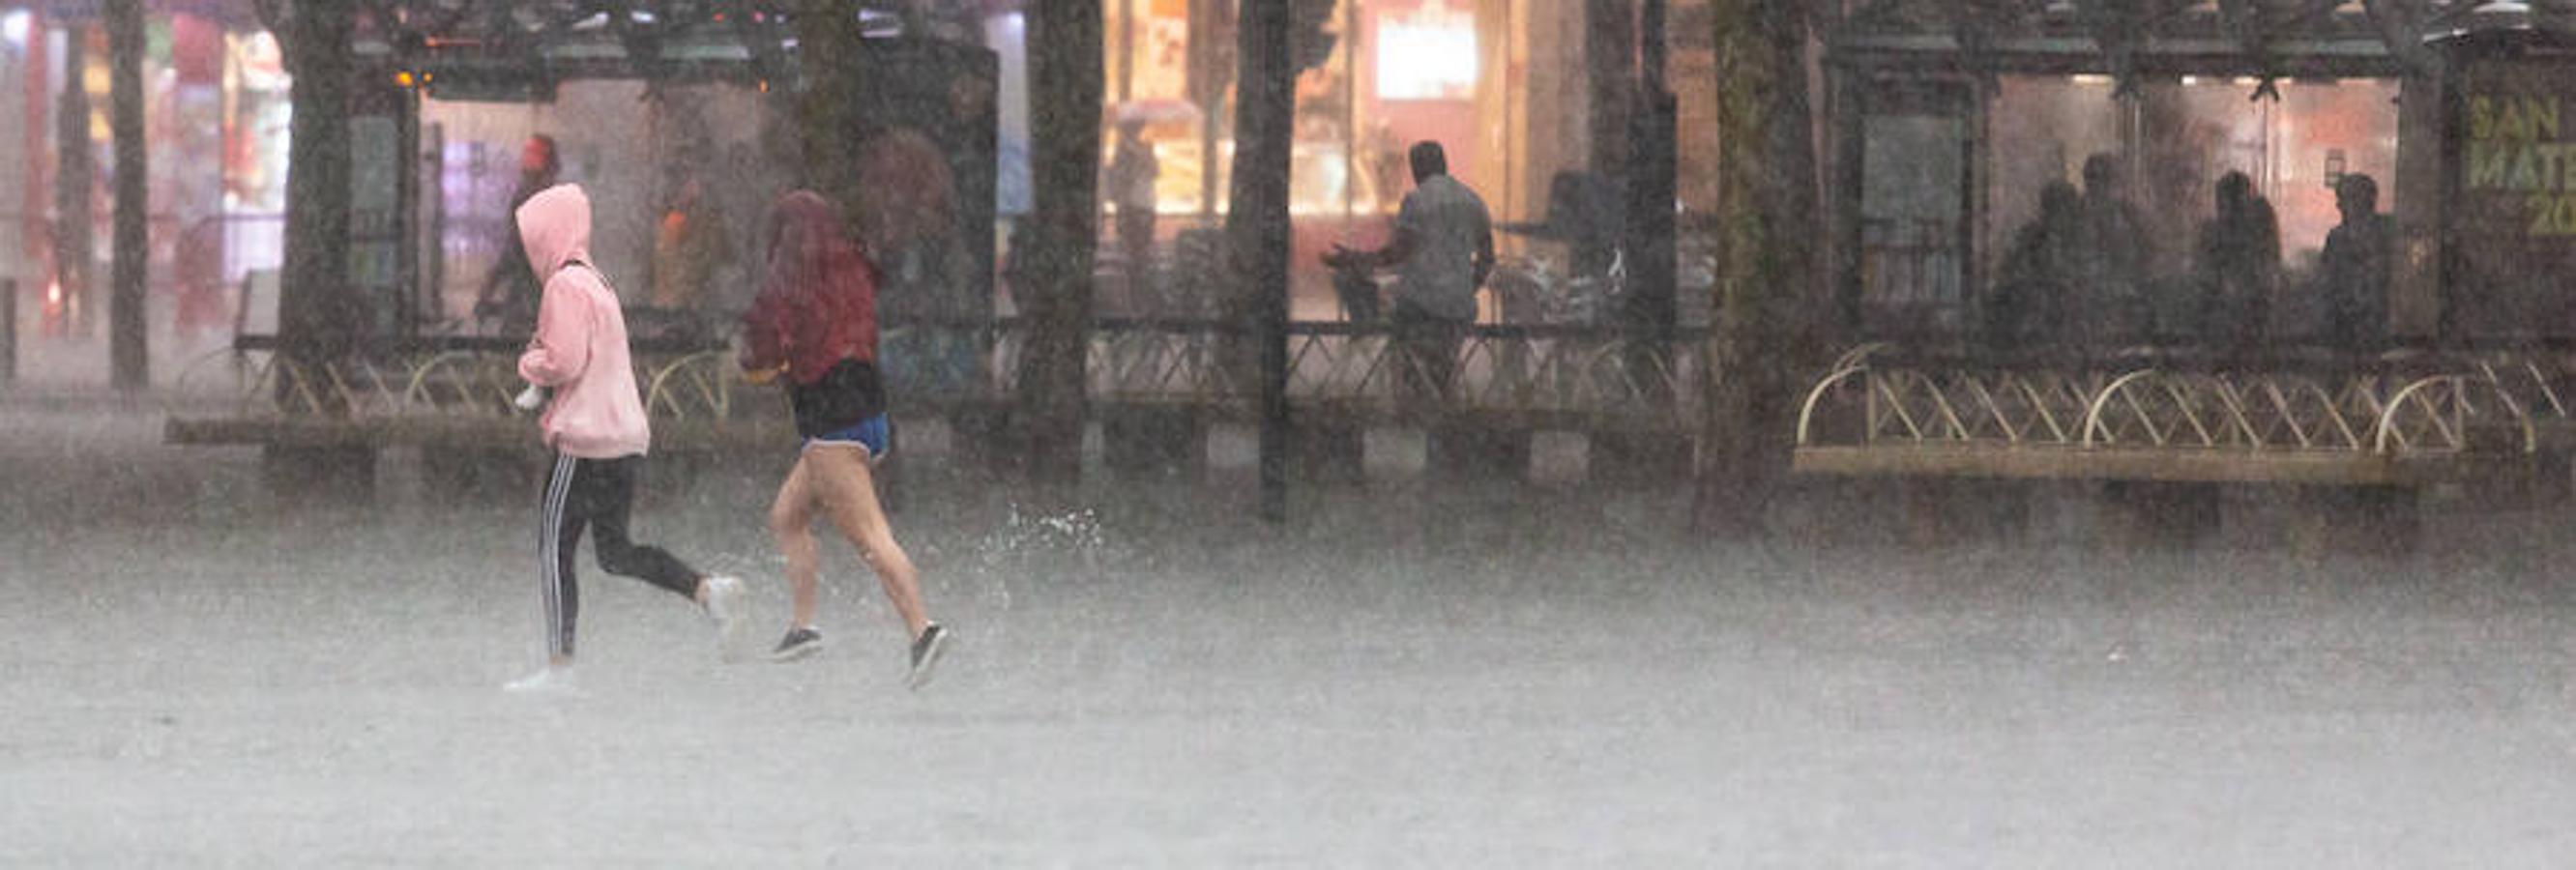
[
  {"x1": 6, "y1": 1, "x2": 994, "y2": 81},
  {"x1": 1827, "y1": 0, "x2": 2576, "y2": 78},
  {"x1": 359, "y1": 1, "x2": 911, "y2": 80}
]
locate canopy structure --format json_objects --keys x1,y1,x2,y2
[
  {"x1": 334, "y1": 1, "x2": 958, "y2": 87},
  {"x1": 1826, "y1": 0, "x2": 2570, "y2": 79}
]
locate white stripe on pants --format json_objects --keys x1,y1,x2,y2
[{"x1": 540, "y1": 453, "x2": 578, "y2": 659}]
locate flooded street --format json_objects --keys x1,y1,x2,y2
[{"x1": 4, "y1": 406, "x2": 2574, "y2": 865}]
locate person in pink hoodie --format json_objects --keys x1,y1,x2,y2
[{"x1": 509, "y1": 183, "x2": 747, "y2": 693}]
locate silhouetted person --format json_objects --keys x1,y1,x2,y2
[
  {"x1": 2316, "y1": 173, "x2": 2392, "y2": 350},
  {"x1": 650, "y1": 173, "x2": 734, "y2": 315},
  {"x1": 476, "y1": 134, "x2": 561, "y2": 335},
  {"x1": 1989, "y1": 182, "x2": 2083, "y2": 350},
  {"x1": 1107, "y1": 117, "x2": 1160, "y2": 306},
  {"x1": 2074, "y1": 154, "x2": 2151, "y2": 347},
  {"x1": 2191, "y1": 171, "x2": 2280, "y2": 356},
  {"x1": 1324, "y1": 140, "x2": 1494, "y2": 405}
]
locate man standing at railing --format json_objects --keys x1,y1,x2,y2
[{"x1": 1323, "y1": 140, "x2": 1495, "y2": 406}]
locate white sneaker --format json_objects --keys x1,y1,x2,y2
[
  {"x1": 503, "y1": 665, "x2": 579, "y2": 695},
  {"x1": 701, "y1": 575, "x2": 749, "y2": 661}
]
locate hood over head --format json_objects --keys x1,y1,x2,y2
[
  {"x1": 516, "y1": 183, "x2": 593, "y2": 279},
  {"x1": 764, "y1": 189, "x2": 873, "y2": 295}
]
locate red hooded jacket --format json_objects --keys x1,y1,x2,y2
[{"x1": 739, "y1": 191, "x2": 880, "y2": 385}]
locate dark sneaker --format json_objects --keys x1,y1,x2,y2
[
  {"x1": 905, "y1": 624, "x2": 951, "y2": 690},
  {"x1": 770, "y1": 626, "x2": 825, "y2": 662}
]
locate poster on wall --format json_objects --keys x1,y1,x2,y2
[
  {"x1": 2449, "y1": 55, "x2": 2576, "y2": 338},
  {"x1": 344, "y1": 79, "x2": 417, "y2": 339}
]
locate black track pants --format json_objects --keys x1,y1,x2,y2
[{"x1": 539, "y1": 453, "x2": 701, "y2": 658}]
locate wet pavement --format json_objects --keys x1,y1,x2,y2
[{"x1": 4, "y1": 402, "x2": 2575, "y2": 866}]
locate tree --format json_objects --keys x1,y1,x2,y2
[
  {"x1": 51, "y1": 26, "x2": 92, "y2": 340},
  {"x1": 1020, "y1": 0, "x2": 1105, "y2": 485},
  {"x1": 793, "y1": 0, "x2": 868, "y2": 218},
  {"x1": 1620, "y1": 0, "x2": 1679, "y2": 398},
  {"x1": 253, "y1": 0, "x2": 359, "y2": 367},
  {"x1": 1696, "y1": 0, "x2": 1821, "y2": 537},
  {"x1": 106, "y1": 0, "x2": 147, "y2": 391},
  {"x1": 1588, "y1": 0, "x2": 1636, "y2": 180},
  {"x1": 1228, "y1": 0, "x2": 1296, "y2": 520}
]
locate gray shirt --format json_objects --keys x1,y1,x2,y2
[{"x1": 1394, "y1": 174, "x2": 1492, "y2": 322}]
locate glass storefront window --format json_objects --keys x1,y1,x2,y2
[
  {"x1": 1987, "y1": 75, "x2": 2400, "y2": 277},
  {"x1": 1974, "y1": 73, "x2": 2403, "y2": 342},
  {"x1": 1374, "y1": 1, "x2": 1474, "y2": 101}
]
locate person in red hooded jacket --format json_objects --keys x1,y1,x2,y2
[{"x1": 740, "y1": 189, "x2": 949, "y2": 688}]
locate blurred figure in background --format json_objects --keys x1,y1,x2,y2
[
  {"x1": 650, "y1": 173, "x2": 735, "y2": 317},
  {"x1": 2190, "y1": 171, "x2": 2280, "y2": 356},
  {"x1": 2315, "y1": 173, "x2": 2392, "y2": 351},
  {"x1": 1988, "y1": 181, "x2": 2083, "y2": 351},
  {"x1": 2073, "y1": 153, "x2": 2151, "y2": 347},
  {"x1": 1106, "y1": 116, "x2": 1159, "y2": 306},
  {"x1": 1324, "y1": 141, "x2": 1494, "y2": 406},
  {"x1": 475, "y1": 134, "x2": 561, "y2": 335}
]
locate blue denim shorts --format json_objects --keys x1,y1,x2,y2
[{"x1": 804, "y1": 413, "x2": 890, "y2": 459}]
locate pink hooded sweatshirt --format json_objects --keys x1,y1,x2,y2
[{"x1": 514, "y1": 184, "x2": 651, "y2": 458}]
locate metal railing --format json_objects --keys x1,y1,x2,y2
[
  {"x1": 1796, "y1": 344, "x2": 2553, "y2": 459},
  {"x1": 174, "y1": 319, "x2": 1712, "y2": 430}
]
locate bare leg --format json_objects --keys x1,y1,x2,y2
[
  {"x1": 767, "y1": 454, "x2": 824, "y2": 629},
  {"x1": 806, "y1": 446, "x2": 930, "y2": 638}
]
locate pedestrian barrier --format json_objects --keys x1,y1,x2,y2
[
  {"x1": 165, "y1": 319, "x2": 1711, "y2": 448},
  {"x1": 1793, "y1": 344, "x2": 2554, "y2": 485}
]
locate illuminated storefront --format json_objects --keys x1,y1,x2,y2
[
  {"x1": 1828, "y1": 3, "x2": 2427, "y2": 344},
  {"x1": 1092, "y1": 0, "x2": 1718, "y2": 322},
  {"x1": 0, "y1": 4, "x2": 289, "y2": 357}
]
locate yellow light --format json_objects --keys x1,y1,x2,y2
[{"x1": 394, "y1": 71, "x2": 418, "y2": 87}]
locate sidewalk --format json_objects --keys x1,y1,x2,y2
[{"x1": 0, "y1": 380, "x2": 240, "y2": 416}]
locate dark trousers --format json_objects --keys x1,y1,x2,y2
[
  {"x1": 540, "y1": 453, "x2": 700, "y2": 658},
  {"x1": 1391, "y1": 304, "x2": 1465, "y2": 408},
  {"x1": 1118, "y1": 208, "x2": 1156, "y2": 300}
]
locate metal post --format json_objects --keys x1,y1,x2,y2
[
  {"x1": 1236, "y1": 0, "x2": 1293, "y2": 522},
  {"x1": 108, "y1": 0, "x2": 150, "y2": 391},
  {"x1": 3, "y1": 278, "x2": 15, "y2": 384}
]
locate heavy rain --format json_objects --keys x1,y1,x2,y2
[{"x1": 7, "y1": 1, "x2": 2576, "y2": 865}]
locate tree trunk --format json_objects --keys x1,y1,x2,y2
[
  {"x1": 1229, "y1": 0, "x2": 1296, "y2": 521},
  {"x1": 276, "y1": 2, "x2": 357, "y2": 367},
  {"x1": 1620, "y1": 0, "x2": 1678, "y2": 398},
  {"x1": 1587, "y1": 0, "x2": 1636, "y2": 183},
  {"x1": 52, "y1": 28, "x2": 92, "y2": 337},
  {"x1": 1695, "y1": 0, "x2": 1820, "y2": 537},
  {"x1": 1020, "y1": 0, "x2": 1105, "y2": 485},
  {"x1": 107, "y1": 0, "x2": 148, "y2": 392},
  {"x1": 793, "y1": 0, "x2": 866, "y2": 216}
]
